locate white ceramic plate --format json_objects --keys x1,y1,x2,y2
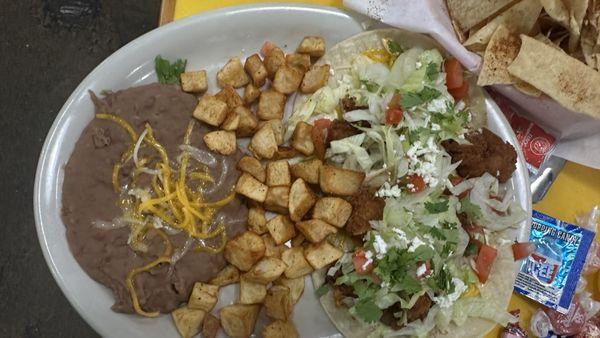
[{"x1": 34, "y1": 4, "x2": 531, "y2": 338}]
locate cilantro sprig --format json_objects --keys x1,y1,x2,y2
[
  {"x1": 155, "y1": 55, "x2": 187, "y2": 84},
  {"x1": 401, "y1": 87, "x2": 441, "y2": 109}
]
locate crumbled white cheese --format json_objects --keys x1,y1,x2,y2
[
  {"x1": 376, "y1": 182, "x2": 402, "y2": 198},
  {"x1": 416, "y1": 263, "x2": 428, "y2": 277},
  {"x1": 408, "y1": 236, "x2": 426, "y2": 252},
  {"x1": 406, "y1": 136, "x2": 442, "y2": 188},
  {"x1": 399, "y1": 134, "x2": 406, "y2": 141},
  {"x1": 415, "y1": 61, "x2": 423, "y2": 69},
  {"x1": 373, "y1": 234, "x2": 388, "y2": 258},
  {"x1": 362, "y1": 250, "x2": 374, "y2": 271},
  {"x1": 433, "y1": 278, "x2": 468, "y2": 308},
  {"x1": 426, "y1": 97, "x2": 449, "y2": 113},
  {"x1": 431, "y1": 123, "x2": 441, "y2": 131}
]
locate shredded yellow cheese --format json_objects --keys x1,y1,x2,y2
[{"x1": 362, "y1": 48, "x2": 391, "y2": 65}]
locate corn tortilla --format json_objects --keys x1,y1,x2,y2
[{"x1": 446, "y1": 0, "x2": 516, "y2": 32}]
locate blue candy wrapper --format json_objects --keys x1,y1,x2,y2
[{"x1": 514, "y1": 210, "x2": 595, "y2": 314}]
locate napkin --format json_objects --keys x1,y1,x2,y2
[{"x1": 344, "y1": 0, "x2": 600, "y2": 169}]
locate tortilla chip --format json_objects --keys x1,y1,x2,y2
[
  {"x1": 464, "y1": 0, "x2": 543, "y2": 51},
  {"x1": 581, "y1": 24, "x2": 600, "y2": 70},
  {"x1": 540, "y1": 0, "x2": 589, "y2": 52},
  {"x1": 514, "y1": 81, "x2": 543, "y2": 97},
  {"x1": 478, "y1": 25, "x2": 522, "y2": 86},
  {"x1": 447, "y1": 0, "x2": 515, "y2": 32},
  {"x1": 508, "y1": 35, "x2": 600, "y2": 118},
  {"x1": 534, "y1": 33, "x2": 564, "y2": 50}
]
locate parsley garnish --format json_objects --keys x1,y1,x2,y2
[
  {"x1": 426, "y1": 62, "x2": 439, "y2": 81},
  {"x1": 426, "y1": 266, "x2": 454, "y2": 293},
  {"x1": 315, "y1": 284, "x2": 330, "y2": 297},
  {"x1": 355, "y1": 299, "x2": 382, "y2": 323},
  {"x1": 464, "y1": 242, "x2": 479, "y2": 257},
  {"x1": 155, "y1": 55, "x2": 187, "y2": 84},
  {"x1": 360, "y1": 80, "x2": 379, "y2": 92},
  {"x1": 386, "y1": 40, "x2": 403, "y2": 55},
  {"x1": 425, "y1": 200, "x2": 449, "y2": 213},
  {"x1": 400, "y1": 87, "x2": 441, "y2": 109},
  {"x1": 459, "y1": 197, "x2": 482, "y2": 222}
]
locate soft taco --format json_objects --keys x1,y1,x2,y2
[{"x1": 288, "y1": 29, "x2": 527, "y2": 337}]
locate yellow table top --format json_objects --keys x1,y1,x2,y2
[{"x1": 170, "y1": 1, "x2": 600, "y2": 336}]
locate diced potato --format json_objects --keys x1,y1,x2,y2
[
  {"x1": 265, "y1": 285, "x2": 293, "y2": 321},
  {"x1": 172, "y1": 306, "x2": 206, "y2": 338},
  {"x1": 257, "y1": 90, "x2": 286, "y2": 120},
  {"x1": 304, "y1": 241, "x2": 343, "y2": 269},
  {"x1": 262, "y1": 320, "x2": 299, "y2": 338},
  {"x1": 291, "y1": 234, "x2": 305, "y2": 247},
  {"x1": 300, "y1": 64, "x2": 330, "y2": 93},
  {"x1": 258, "y1": 119, "x2": 284, "y2": 145},
  {"x1": 203, "y1": 130, "x2": 237, "y2": 156},
  {"x1": 288, "y1": 178, "x2": 317, "y2": 222},
  {"x1": 248, "y1": 204, "x2": 268, "y2": 234},
  {"x1": 215, "y1": 85, "x2": 244, "y2": 109},
  {"x1": 180, "y1": 70, "x2": 208, "y2": 93},
  {"x1": 224, "y1": 231, "x2": 266, "y2": 271},
  {"x1": 244, "y1": 53, "x2": 268, "y2": 87},
  {"x1": 217, "y1": 57, "x2": 250, "y2": 88},
  {"x1": 266, "y1": 160, "x2": 291, "y2": 187},
  {"x1": 250, "y1": 123, "x2": 278, "y2": 159},
  {"x1": 243, "y1": 83, "x2": 261, "y2": 105},
  {"x1": 239, "y1": 275, "x2": 267, "y2": 304},
  {"x1": 202, "y1": 313, "x2": 220, "y2": 338},
  {"x1": 235, "y1": 106, "x2": 259, "y2": 137},
  {"x1": 286, "y1": 53, "x2": 311, "y2": 73},
  {"x1": 264, "y1": 46, "x2": 286, "y2": 78},
  {"x1": 291, "y1": 122, "x2": 314, "y2": 156},
  {"x1": 244, "y1": 257, "x2": 287, "y2": 284},
  {"x1": 221, "y1": 110, "x2": 240, "y2": 131},
  {"x1": 297, "y1": 36, "x2": 325, "y2": 57},
  {"x1": 281, "y1": 247, "x2": 313, "y2": 278},
  {"x1": 237, "y1": 156, "x2": 265, "y2": 182},
  {"x1": 266, "y1": 215, "x2": 296, "y2": 245},
  {"x1": 273, "y1": 146, "x2": 298, "y2": 160},
  {"x1": 188, "y1": 282, "x2": 219, "y2": 312},
  {"x1": 209, "y1": 265, "x2": 240, "y2": 286},
  {"x1": 296, "y1": 219, "x2": 337, "y2": 243},
  {"x1": 262, "y1": 233, "x2": 285, "y2": 258},
  {"x1": 220, "y1": 304, "x2": 260, "y2": 338},
  {"x1": 264, "y1": 186, "x2": 290, "y2": 214},
  {"x1": 290, "y1": 159, "x2": 322, "y2": 185},
  {"x1": 274, "y1": 277, "x2": 305, "y2": 304},
  {"x1": 319, "y1": 165, "x2": 365, "y2": 196},
  {"x1": 272, "y1": 65, "x2": 303, "y2": 95},
  {"x1": 193, "y1": 95, "x2": 228, "y2": 127},
  {"x1": 235, "y1": 172, "x2": 268, "y2": 203},
  {"x1": 313, "y1": 197, "x2": 353, "y2": 228}
]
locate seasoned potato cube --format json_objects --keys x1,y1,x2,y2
[
  {"x1": 265, "y1": 285, "x2": 293, "y2": 321},
  {"x1": 257, "y1": 90, "x2": 286, "y2": 120},
  {"x1": 291, "y1": 122, "x2": 314, "y2": 156},
  {"x1": 245, "y1": 257, "x2": 287, "y2": 284},
  {"x1": 188, "y1": 282, "x2": 219, "y2": 312},
  {"x1": 319, "y1": 165, "x2": 365, "y2": 196},
  {"x1": 221, "y1": 110, "x2": 240, "y2": 131},
  {"x1": 265, "y1": 46, "x2": 286, "y2": 78},
  {"x1": 313, "y1": 197, "x2": 353, "y2": 228},
  {"x1": 262, "y1": 320, "x2": 299, "y2": 338},
  {"x1": 224, "y1": 231, "x2": 265, "y2": 271},
  {"x1": 235, "y1": 106, "x2": 259, "y2": 137},
  {"x1": 193, "y1": 95, "x2": 228, "y2": 127},
  {"x1": 202, "y1": 313, "x2": 220, "y2": 338},
  {"x1": 244, "y1": 53, "x2": 268, "y2": 87},
  {"x1": 274, "y1": 277, "x2": 305, "y2": 304},
  {"x1": 209, "y1": 265, "x2": 240, "y2": 286},
  {"x1": 297, "y1": 36, "x2": 325, "y2": 57},
  {"x1": 215, "y1": 85, "x2": 244, "y2": 109},
  {"x1": 288, "y1": 178, "x2": 317, "y2": 222},
  {"x1": 243, "y1": 83, "x2": 261, "y2": 105},
  {"x1": 272, "y1": 65, "x2": 303, "y2": 95},
  {"x1": 296, "y1": 219, "x2": 337, "y2": 243},
  {"x1": 266, "y1": 160, "x2": 291, "y2": 187},
  {"x1": 250, "y1": 124, "x2": 278, "y2": 159},
  {"x1": 172, "y1": 306, "x2": 206, "y2": 338},
  {"x1": 273, "y1": 146, "x2": 298, "y2": 160},
  {"x1": 281, "y1": 247, "x2": 313, "y2": 278},
  {"x1": 264, "y1": 186, "x2": 290, "y2": 214},
  {"x1": 258, "y1": 119, "x2": 284, "y2": 145},
  {"x1": 235, "y1": 172, "x2": 268, "y2": 202},
  {"x1": 266, "y1": 215, "x2": 296, "y2": 245},
  {"x1": 304, "y1": 241, "x2": 343, "y2": 269},
  {"x1": 203, "y1": 130, "x2": 236, "y2": 156},
  {"x1": 237, "y1": 156, "x2": 265, "y2": 182},
  {"x1": 262, "y1": 233, "x2": 285, "y2": 258},
  {"x1": 217, "y1": 57, "x2": 250, "y2": 88},
  {"x1": 300, "y1": 64, "x2": 330, "y2": 93},
  {"x1": 286, "y1": 53, "x2": 311, "y2": 73},
  {"x1": 220, "y1": 304, "x2": 260, "y2": 338},
  {"x1": 290, "y1": 159, "x2": 322, "y2": 185},
  {"x1": 291, "y1": 234, "x2": 305, "y2": 247},
  {"x1": 239, "y1": 275, "x2": 267, "y2": 304},
  {"x1": 180, "y1": 70, "x2": 208, "y2": 93},
  {"x1": 248, "y1": 204, "x2": 268, "y2": 234}
]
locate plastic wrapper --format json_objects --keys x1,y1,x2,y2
[
  {"x1": 501, "y1": 310, "x2": 528, "y2": 338},
  {"x1": 577, "y1": 206, "x2": 600, "y2": 275}
]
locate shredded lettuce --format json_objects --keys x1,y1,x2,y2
[{"x1": 326, "y1": 133, "x2": 373, "y2": 171}]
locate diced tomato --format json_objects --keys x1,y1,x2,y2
[
  {"x1": 512, "y1": 242, "x2": 536, "y2": 261},
  {"x1": 449, "y1": 175, "x2": 463, "y2": 186},
  {"x1": 416, "y1": 260, "x2": 432, "y2": 279},
  {"x1": 448, "y1": 81, "x2": 469, "y2": 101},
  {"x1": 261, "y1": 41, "x2": 277, "y2": 57},
  {"x1": 474, "y1": 244, "x2": 498, "y2": 283},
  {"x1": 311, "y1": 119, "x2": 332, "y2": 160},
  {"x1": 444, "y1": 58, "x2": 464, "y2": 89},
  {"x1": 353, "y1": 249, "x2": 373, "y2": 274},
  {"x1": 386, "y1": 107, "x2": 403, "y2": 125},
  {"x1": 407, "y1": 174, "x2": 426, "y2": 193}
]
